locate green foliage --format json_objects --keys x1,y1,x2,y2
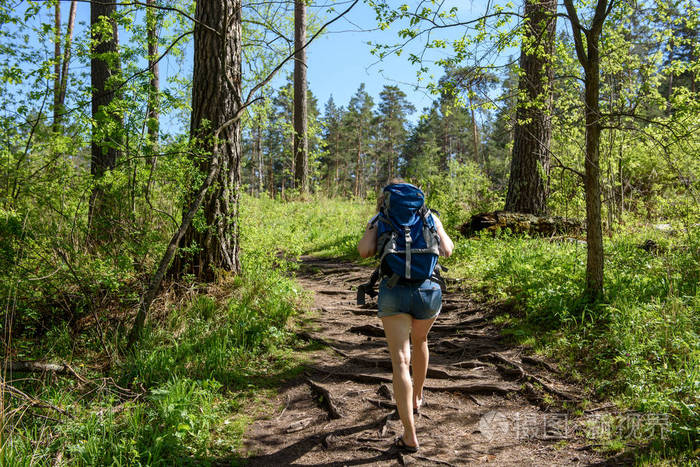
[
  {"x1": 446, "y1": 226, "x2": 699, "y2": 451},
  {"x1": 2, "y1": 201, "x2": 310, "y2": 463},
  {"x1": 419, "y1": 160, "x2": 499, "y2": 231},
  {"x1": 58, "y1": 379, "x2": 221, "y2": 465},
  {"x1": 124, "y1": 272, "x2": 299, "y2": 388}
]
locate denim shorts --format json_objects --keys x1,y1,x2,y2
[{"x1": 377, "y1": 277, "x2": 442, "y2": 320}]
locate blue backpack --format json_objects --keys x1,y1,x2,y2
[{"x1": 357, "y1": 183, "x2": 444, "y2": 305}]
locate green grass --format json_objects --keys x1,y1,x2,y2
[
  {"x1": 240, "y1": 193, "x2": 375, "y2": 260},
  {"x1": 442, "y1": 226, "x2": 699, "y2": 459},
  {"x1": 3, "y1": 195, "x2": 697, "y2": 464}
]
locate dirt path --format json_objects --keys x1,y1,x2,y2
[{"x1": 242, "y1": 256, "x2": 615, "y2": 466}]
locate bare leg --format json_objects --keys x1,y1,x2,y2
[
  {"x1": 381, "y1": 313, "x2": 418, "y2": 448},
  {"x1": 411, "y1": 316, "x2": 437, "y2": 410}
]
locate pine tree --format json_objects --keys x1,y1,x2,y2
[
  {"x1": 345, "y1": 84, "x2": 374, "y2": 197},
  {"x1": 376, "y1": 85, "x2": 415, "y2": 182}
]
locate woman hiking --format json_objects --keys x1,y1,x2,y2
[{"x1": 357, "y1": 180, "x2": 454, "y2": 453}]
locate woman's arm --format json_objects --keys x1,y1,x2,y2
[
  {"x1": 357, "y1": 222, "x2": 378, "y2": 258},
  {"x1": 432, "y1": 214, "x2": 454, "y2": 257}
]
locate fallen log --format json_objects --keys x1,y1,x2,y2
[
  {"x1": 460, "y1": 211, "x2": 584, "y2": 238},
  {"x1": 2, "y1": 361, "x2": 88, "y2": 384},
  {"x1": 4, "y1": 361, "x2": 69, "y2": 374}
]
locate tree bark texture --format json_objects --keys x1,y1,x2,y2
[
  {"x1": 504, "y1": 0, "x2": 557, "y2": 215},
  {"x1": 145, "y1": 0, "x2": 160, "y2": 164},
  {"x1": 582, "y1": 35, "x2": 604, "y2": 297},
  {"x1": 56, "y1": 0, "x2": 77, "y2": 132},
  {"x1": 89, "y1": 0, "x2": 122, "y2": 242},
  {"x1": 171, "y1": 0, "x2": 242, "y2": 281},
  {"x1": 53, "y1": 1, "x2": 61, "y2": 132},
  {"x1": 563, "y1": 0, "x2": 608, "y2": 299},
  {"x1": 256, "y1": 117, "x2": 263, "y2": 193},
  {"x1": 293, "y1": 0, "x2": 309, "y2": 193}
]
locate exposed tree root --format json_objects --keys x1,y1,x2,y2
[
  {"x1": 521, "y1": 355, "x2": 559, "y2": 373},
  {"x1": 296, "y1": 331, "x2": 351, "y2": 358},
  {"x1": 408, "y1": 454, "x2": 460, "y2": 467},
  {"x1": 348, "y1": 308, "x2": 377, "y2": 316},
  {"x1": 431, "y1": 317, "x2": 486, "y2": 330},
  {"x1": 366, "y1": 397, "x2": 397, "y2": 410},
  {"x1": 306, "y1": 378, "x2": 344, "y2": 419},
  {"x1": 344, "y1": 355, "x2": 458, "y2": 380},
  {"x1": 449, "y1": 359, "x2": 493, "y2": 370},
  {"x1": 348, "y1": 324, "x2": 385, "y2": 337},
  {"x1": 285, "y1": 417, "x2": 314, "y2": 433},
  {"x1": 487, "y1": 353, "x2": 576, "y2": 401},
  {"x1": 312, "y1": 370, "x2": 518, "y2": 395},
  {"x1": 316, "y1": 289, "x2": 352, "y2": 295},
  {"x1": 377, "y1": 383, "x2": 393, "y2": 400}
]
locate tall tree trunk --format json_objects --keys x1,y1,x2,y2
[
  {"x1": 504, "y1": 0, "x2": 557, "y2": 215},
  {"x1": 56, "y1": 1, "x2": 77, "y2": 132},
  {"x1": 354, "y1": 127, "x2": 362, "y2": 197},
  {"x1": 387, "y1": 128, "x2": 394, "y2": 182},
  {"x1": 256, "y1": 117, "x2": 263, "y2": 194},
  {"x1": 289, "y1": 130, "x2": 294, "y2": 190},
  {"x1": 171, "y1": 0, "x2": 242, "y2": 281},
  {"x1": 582, "y1": 38, "x2": 604, "y2": 298},
  {"x1": 564, "y1": 0, "x2": 609, "y2": 299},
  {"x1": 293, "y1": 0, "x2": 309, "y2": 193},
  {"x1": 467, "y1": 89, "x2": 484, "y2": 170},
  {"x1": 88, "y1": 0, "x2": 122, "y2": 242},
  {"x1": 334, "y1": 133, "x2": 340, "y2": 196},
  {"x1": 268, "y1": 150, "x2": 275, "y2": 197},
  {"x1": 52, "y1": 1, "x2": 61, "y2": 132},
  {"x1": 145, "y1": 0, "x2": 160, "y2": 164},
  {"x1": 440, "y1": 117, "x2": 449, "y2": 171}
]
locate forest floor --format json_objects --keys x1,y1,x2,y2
[{"x1": 241, "y1": 256, "x2": 627, "y2": 466}]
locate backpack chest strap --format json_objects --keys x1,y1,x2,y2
[{"x1": 404, "y1": 226, "x2": 412, "y2": 279}]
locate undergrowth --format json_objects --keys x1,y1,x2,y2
[
  {"x1": 444, "y1": 226, "x2": 699, "y2": 460},
  {"x1": 3, "y1": 195, "x2": 696, "y2": 464}
]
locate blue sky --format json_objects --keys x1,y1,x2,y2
[
  {"x1": 5, "y1": 1, "x2": 513, "y2": 132},
  {"x1": 305, "y1": 1, "x2": 440, "y2": 117},
  {"x1": 302, "y1": 0, "x2": 518, "y2": 120}
]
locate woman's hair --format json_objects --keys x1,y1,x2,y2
[{"x1": 376, "y1": 178, "x2": 407, "y2": 211}]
